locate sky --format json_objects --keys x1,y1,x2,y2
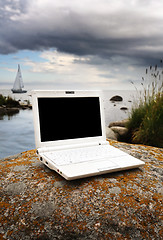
[{"x1": 0, "y1": 0, "x2": 163, "y2": 90}]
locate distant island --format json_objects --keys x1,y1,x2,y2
[{"x1": 0, "y1": 94, "x2": 32, "y2": 116}]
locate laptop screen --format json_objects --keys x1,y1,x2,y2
[{"x1": 38, "y1": 97, "x2": 102, "y2": 142}]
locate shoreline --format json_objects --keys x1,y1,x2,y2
[
  {"x1": 0, "y1": 92, "x2": 32, "y2": 116},
  {"x1": 0, "y1": 104, "x2": 32, "y2": 116}
]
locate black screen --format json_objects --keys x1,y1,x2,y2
[{"x1": 38, "y1": 97, "x2": 102, "y2": 142}]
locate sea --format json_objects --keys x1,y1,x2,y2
[{"x1": 0, "y1": 89, "x2": 136, "y2": 159}]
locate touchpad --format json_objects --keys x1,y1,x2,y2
[{"x1": 98, "y1": 161, "x2": 119, "y2": 172}]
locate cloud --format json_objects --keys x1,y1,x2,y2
[
  {"x1": 21, "y1": 49, "x2": 119, "y2": 89},
  {"x1": 0, "y1": 66, "x2": 15, "y2": 72},
  {"x1": 23, "y1": 49, "x2": 91, "y2": 73},
  {"x1": 20, "y1": 49, "x2": 142, "y2": 90},
  {"x1": 0, "y1": 0, "x2": 163, "y2": 67}
]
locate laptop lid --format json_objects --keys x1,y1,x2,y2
[{"x1": 32, "y1": 90, "x2": 106, "y2": 150}]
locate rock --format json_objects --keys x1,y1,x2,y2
[
  {"x1": 108, "y1": 119, "x2": 129, "y2": 141},
  {"x1": 109, "y1": 187, "x2": 121, "y2": 194},
  {"x1": 6, "y1": 182, "x2": 26, "y2": 195},
  {"x1": 0, "y1": 104, "x2": 31, "y2": 116},
  {"x1": 110, "y1": 95, "x2": 123, "y2": 101},
  {"x1": 120, "y1": 107, "x2": 128, "y2": 111},
  {"x1": 105, "y1": 127, "x2": 118, "y2": 140},
  {"x1": 110, "y1": 126, "x2": 128, "y2": 137},
  {"x1": 20, "y1": 104, "x2": 32, "y2": 109},
  {"x1": 0, "y1": 106, "x2": 19, "y2": 116},
  {"x1": 109, "y1": 119, "x2": 129, "y2": 128},
  {"x1": 0, "y1": 144, "x2": 162, "y2": 240},
  {"x1": 6, "y1": 107, "x2": 19, "y2": 115}
]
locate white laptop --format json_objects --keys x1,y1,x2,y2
[{"x1": 32, "y1": 90, "x2": 144, "y2": 180}]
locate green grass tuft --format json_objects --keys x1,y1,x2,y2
[{"x1": 127, "y1": 60, "x2": 163, "y2": 147}]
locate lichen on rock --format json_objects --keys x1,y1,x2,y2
[{"x1": 0, "y1": 143, "x2": 162, "y2": 239}]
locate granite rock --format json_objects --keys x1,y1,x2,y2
[
  {"x1": 110, "y1": 126, "x2": 128, "y2": 136},
  {"x1": 109, "y1": 119, "x2": 129, "y2": 128},
  {"x1": 110, "y1": 95, "x2": 123, "y2": 101},
  {"x1": 0, "y1": 142, "x2": 162, "y2": 240},
  {"x1": 105, "y1": 127, "x2": 118, "y2": 140}
]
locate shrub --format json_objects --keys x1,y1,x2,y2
[
  {"x1": 127, "y1": 61, "x2": 163, "y2": 147},
  {"x1": 131, "y1": 93, "x2": 163, "y2": 147},
  {"x1": 5, "y1": 96, "x2": 20, "y2": 107},
  {"x1": 0, "y1": 94, "x2": 6, "y2": 106},
  {"x1": 0, "y1": 94, "x2": 20, "y2": 107}
]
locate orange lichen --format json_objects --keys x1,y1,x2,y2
[{"x1": 0, "y1": 143, "x2": 162, "y2": 239}]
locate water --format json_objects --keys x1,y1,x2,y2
[
  {"x1": 0, "y1": 89, "x2": 135, "y2": 159},
  {"x1": 0, "y1": 109, "x2": 35, "y2": 159},
  {"x1": 103, "y1": 90, "x2": 134, "y2": 124}
]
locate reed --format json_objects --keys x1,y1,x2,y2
[{"x1": 127, "y1": 60, "x2": 163, "y2": 147}]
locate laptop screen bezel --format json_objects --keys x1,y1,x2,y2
[{"x1": 32, "y1": 90, "x2": 106, "y2": 150}]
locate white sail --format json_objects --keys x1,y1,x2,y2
[{"x1": 12, "y1": 65, "x2": 27, "y2": 93}]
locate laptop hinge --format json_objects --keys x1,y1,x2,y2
[{"x1": 37, "y1": 141, "x2": 108, "y2": 154}]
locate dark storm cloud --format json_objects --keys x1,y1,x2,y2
[{"x1": 1, "y1": 0, "x2": 163, "y2": 66}]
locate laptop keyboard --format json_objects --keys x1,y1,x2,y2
[{"x1": 42, "y1": 145, "x2": 127, "y2": 166}]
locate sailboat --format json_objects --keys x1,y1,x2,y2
[{"x1": 11, "y1": 64, "x2": 27, "y2": 93}]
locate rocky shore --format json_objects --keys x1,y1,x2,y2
[
  {"x1": 0, "y1": 103, "x2": 32, "y2": 116},
  {"x1": 106, "y1": 95, "x2": 130, "y2": 141},
  {"x1": 0, "y1": 140, "x2": 162, "y2": 239},
  {"x1": 106, "y1": 119, "x2": 129, "y2": 141},
  {"x1": 0, "y1": 94, "x2": 32, "y2": 116}
]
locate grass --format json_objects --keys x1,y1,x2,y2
[
  {"x1": 0, "y1": 94, "x2": 20, "y2": 107},
  {"x1": 126, "y1": 60, "x2": 163, "y2": 148}
]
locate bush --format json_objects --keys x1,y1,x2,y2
[
  {"x1": 0, "y1": 94, "x2": 20, "y2": 107},
  {"x1": 129, "y1": 93, "x2": 163, "y2": 147},
  {"x1": 127, "y1": 61, "x2": 163, "y2": 147},
  {"x1": 0, "y1": 94, "x2": 6, "y2": 106},
  {"x1": 6, "y1": 96, "x2": 20, "y2": 107}
]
